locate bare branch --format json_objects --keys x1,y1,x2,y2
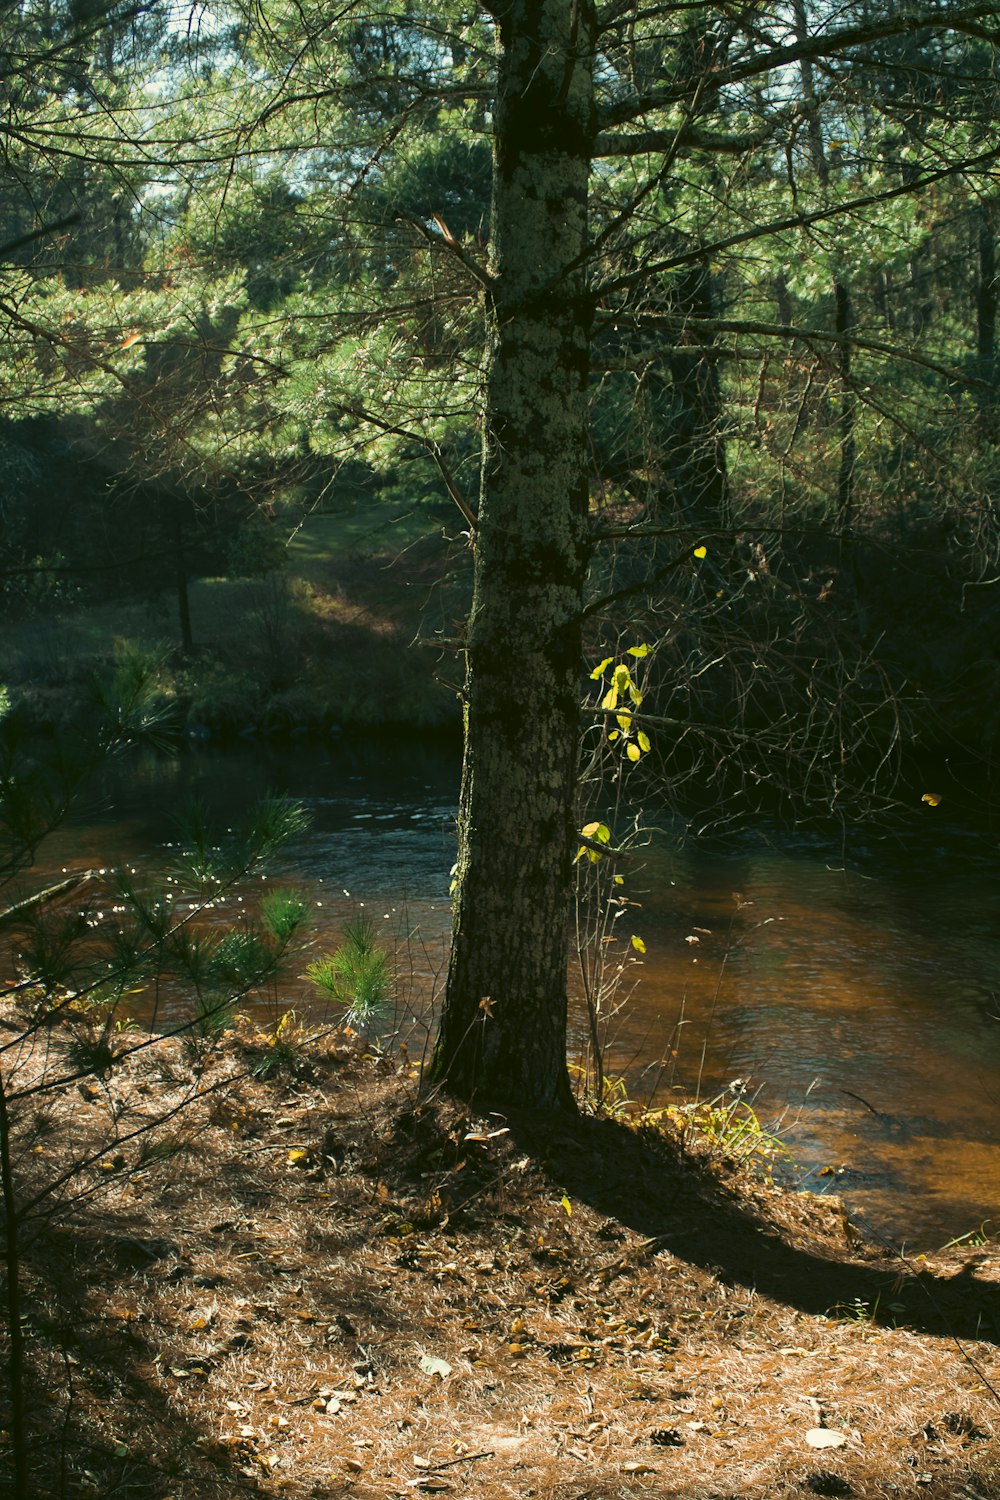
[
  {"x1": 599, "y1": 312, "x2": 992, "y2": 390},
  {"x1": 393, "y1": 211, "x2": 494, "y2": 292},
  {"x1": 598, "y1": 3, "x2": 1000, "y2": 128}
]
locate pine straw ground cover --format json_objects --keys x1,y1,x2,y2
[{"x1": 2, "y1": 1022, "x2": 1000, "y2": 1500}]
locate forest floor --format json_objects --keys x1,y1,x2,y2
[{"x1": 4, "y1": 1024, "x2": 1000, "y2": 1500}]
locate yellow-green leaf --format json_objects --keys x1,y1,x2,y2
[
  {"x1": 631, "y1": 935, "x2": 646, "y2": 954},
  {"x1": 693, "y1": 545, "x2": 707, "y2": 559},
  {"x1": 581, "y1": 822, "x2": 611, "y2": 843},
  {"x1": 627, "y1": 644, "x2": 650, "y2": 658},
  {"x1": 626, "y1": 742, "x2": 641, "y2": 762},
  {"x1": 637, "y1": 731, "x2": 651, "y2": 753},
  {"x1": 921, "y1": 792, "x2": 942, "y2": 807},
  {"x1": 601, "y1": 685, "x2": 619, "y2": 711},
  {"x1": 561, "y1": 1195, "x2": 572, "y2": 1217},
  {"x1": 590, "y1": 656, "x2": 614, "y2": 680}
]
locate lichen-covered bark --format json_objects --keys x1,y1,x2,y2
[{"x1": 428, "y1": 0, "x2": 597, "y2": 1110}]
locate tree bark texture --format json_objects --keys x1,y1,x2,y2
[{"x1": 429, "y1": 0, "x2": 596, "y2": 1110}]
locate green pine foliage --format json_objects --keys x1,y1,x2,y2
[{"x1": 306, "y1": 915, "x2": 392, "y2": 1032}]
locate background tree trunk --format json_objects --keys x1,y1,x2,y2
[
  {"x1": 976, "y1": 199, "x2": 997, "y2": 440},
  {"x1": 664, "y1": 264, "x2": 730, "y2": 528},
  {"x1": 428, "y1": 0, "x2": 597, "y2": 1110}
]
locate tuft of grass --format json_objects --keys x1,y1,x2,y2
[
  {"x1": 249, "y1": 1009, "x2": 314, "y2": 1079},
  {"x1": 648, "y1": 1082, "x2": 795, "y2": 1182}
]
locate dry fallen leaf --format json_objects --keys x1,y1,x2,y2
[
  {"x1": 418, "y1": 1354, "x2": 452, "y2": 1379},
  {"x1": 806, "y1": 1428, "x2": 847, "y2": 1449}
]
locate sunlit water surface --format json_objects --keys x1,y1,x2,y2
[{"x1": 30, "y1": 740, "x2": 1000, "y2": 1252}]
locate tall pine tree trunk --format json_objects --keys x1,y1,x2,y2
[
  {"x1": 428, "y1": 0, "x2": 596, "y2": 1110},
  {"x1": 793, "y1": 0, "x2": 856, "y2": 537},
  {"x1": 835, "y1": 280, "x2": 856, "y2": 536}
]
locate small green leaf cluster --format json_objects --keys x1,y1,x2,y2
[
  {"x1": 589, "y1": 645, "x2": 652, "y2": 764},
  {"x1": 576, "y1": 819, "x2": 612, "y2": 865}
]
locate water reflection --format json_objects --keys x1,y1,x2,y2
[
  {"x1": 609, "y1": 829, "x2": 1000, "y2": 1248},
  {"x1": 24, "y1": 743, "x2": 1000, "y2": 1249}
]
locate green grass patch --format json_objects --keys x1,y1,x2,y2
[{"x1": 288, "y1": 498, "x2": 447, "y2": 581}]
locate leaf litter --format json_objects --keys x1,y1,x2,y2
[{"x1": 4, "y1": 1024, "x2": 999, "y2": 1500}]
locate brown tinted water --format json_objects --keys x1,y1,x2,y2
[{"x1": 25, "y1": 741, "x2": 1000, "y2": 1251}]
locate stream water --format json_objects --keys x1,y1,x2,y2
[{"x1": 30, "y1": 739, "x2": 1000, "y2": 1252}]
